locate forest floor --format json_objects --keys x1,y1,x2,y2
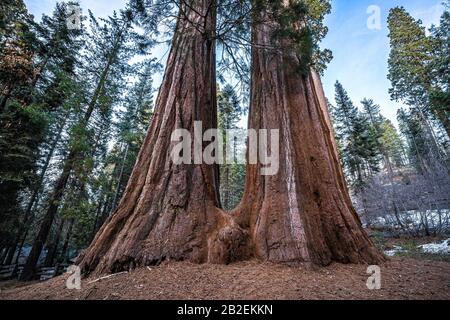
[{"x1": 0, "y1": 256, "x2": 449, "y2": 300}]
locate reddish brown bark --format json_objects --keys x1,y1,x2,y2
[
  {"x1": 229, "y1": 10, "x2": 384, "y2": 265},
  {"x1": 78, "y1": 1, "x2": 250, "y2": 276},
  {"x1": 79, "y1": 3, "x2": 384, "y2": 276}
]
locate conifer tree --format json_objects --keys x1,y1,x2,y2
[
  {"x1": 332, "y1": 82, "x2": 380, "y2": 190},
  {"x1": 388, "y1": 6, "x2": 449, "y2": 139},
  {"x1": 361, "y1": 98, "x2": 405, "y2": 169},
  {"x1": 428, "y1": 4, "x2": 450, "y2": 144},
  {"x1": 20, "y1": 7, "x2": 146, "y2": 279},
  {"x1": 380, "y1": 120, "x2": 406, "y2": 168},
  {"x1": 92, "y1": 58, "x2": 158, "y2": 235},
  {"x1": 397, "y1": 108, "x2": 430, "y2": 173}
]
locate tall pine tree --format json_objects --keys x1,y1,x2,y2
[
  {"x1": 20, "y1": 7, "x2": 146, "y2": 279},
  {"x1": 388, "y1": 6, "x2": 449, "y2": 140},
  {"x1": 332, "y1": 82, "x2": 380, "y2": 190}
]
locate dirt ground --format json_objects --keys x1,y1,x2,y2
[{"x1": 0, "y1": 257, "x2": 449, "y2": 300}]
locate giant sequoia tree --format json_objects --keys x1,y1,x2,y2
[{"x1": 78, "y1": 0, "x2": 383, "y2": 276}]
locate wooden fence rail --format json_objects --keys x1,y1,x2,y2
[{"x1": 0, "y1": 264, "x2": 69, "y2": 281}]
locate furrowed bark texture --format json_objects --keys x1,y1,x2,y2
[
  {"x1": 78, "y1": 1, "x2": 250, "y2": 276},
  {"x1": 231, "y1": 10, "x2": 384, "y2": 265},
  {"x1": 79, "y1": 3, "x2": 384, "y2": 276}
]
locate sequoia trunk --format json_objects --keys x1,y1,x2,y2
[
  {"x1": 78, "y1": 0, "x2": 250, "y2": 276},
  {"x1": 231, "y1": 8, "x2": 384, "y2": 265}
]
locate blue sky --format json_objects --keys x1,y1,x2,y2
[
  {"x1": 24, "y1": 0, "x2": 445, "y2": 126},
  {"x1": 320, "y1": 0, "x2": 444, "y2": 126}
]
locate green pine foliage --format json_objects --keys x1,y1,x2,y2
[
  {"x1": 380, "y1": 119, "x2": 406, "y2": 168},
  {"x1": 397, "y1": 107, "x2": 430, "y2": 173},
  {"x1": 0, "y1": 1, "x2": 159, "y2": 265},
  {"x1": 361, "y1": 98, "x2": 406, "y2": 169},
  {"x1": 388, "y1": 5, "x2": 450, "y2": 143},
  {"x1": 332, "y1": 81, "x2": 380, "y2": 190},
  {"x1": 428, "y1": 4, "x2": 450, "y2": 145}
]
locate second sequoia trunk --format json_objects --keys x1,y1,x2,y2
[{"x1": 231, "y1": 8, "x2": 384, "y2": 265}]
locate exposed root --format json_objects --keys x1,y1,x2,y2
[{"x1": 207, "y1": 209, "x2": 252, "y2": 264}]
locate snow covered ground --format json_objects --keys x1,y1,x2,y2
[
  {"x1": 384, "y1": 246, "x2": 406, "y2": 257},
  {"x1": 384, "y1": 238, "x2": 450, "y2": 257},
  {"x1": 418, "y1": 238, "x2": 450, "y2": 254}
]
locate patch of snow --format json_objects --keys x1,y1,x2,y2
[
  {"x1": 384, "y1": 246, "x2": 406, "y2": 257},
  {"x1": 418, "y1": 238, "x2": 450, "y2": 254}
]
